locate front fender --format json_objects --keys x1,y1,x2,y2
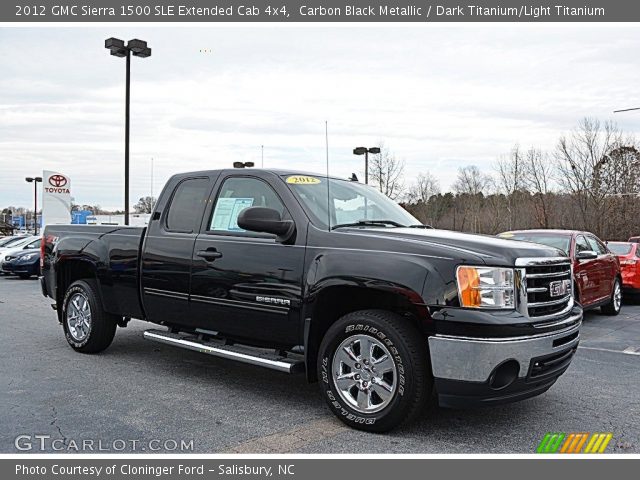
[{"x1": 305, "y1": 249, "x2": 429, "y2": 304}]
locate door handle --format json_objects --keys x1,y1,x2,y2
[{"x1": 197, "y1": 249, "x2": 223, "y2": 261}]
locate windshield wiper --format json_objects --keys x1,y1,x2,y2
[
  {"x1": 331, "y1": 220, "x2": 406, "y2": 230},
  {"x1": 408, "y1": 224, "x2": 434, "y2": 229}
]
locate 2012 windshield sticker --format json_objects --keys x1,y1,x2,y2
[{"x1": 286, "y1": 176, "x2": 321, "y2": 185}]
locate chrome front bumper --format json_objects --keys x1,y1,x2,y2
[{"x1": 428, "y1": 311, "x2": 581, "y2": 383}]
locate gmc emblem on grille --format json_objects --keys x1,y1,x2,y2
[{"x1": 549, "y1": 279, "x2": 571, "y2": 297}]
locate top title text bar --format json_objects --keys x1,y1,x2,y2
[{"x1": 2, "y1": 1, "x2": 633, "y2": 22}]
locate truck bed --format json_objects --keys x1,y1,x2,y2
[{"x1": 42, "y1": 224, "x2": 146, "y2": 319}]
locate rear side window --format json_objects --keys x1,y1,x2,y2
[{"x1": 165, "y1": 178, "x2": 210, "y2": 233}]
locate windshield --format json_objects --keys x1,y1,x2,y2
[
  {"x1": 0, "y1": 236, "x2": 28, "y2": 248},
  {"x1": 499, "y1": 232, "x2": 571, "y2": 255},
  {"x1": 284, "y1": 175, "x2": 420, "y2": 229},
  {"x1": 0, "y1": 237, "x2": 29, "y2": 248},
  {"x1": 608, "y1": 242, "x2": 633, "y2": 255}
]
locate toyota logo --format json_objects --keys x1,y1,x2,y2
[{"x1": 49, "y1": 175, "x2": 67, "y2": 188}]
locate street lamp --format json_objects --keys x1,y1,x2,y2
[
  {"x1": 105, "y1": 37, "x2": 152, "y2": 226},
  {"x1": 25, "y1": 177, "x2": 42, "y2": 235},
  {"x1": 352, "y1": 146, "x2": 381, "y2": 185},
  {"x1": 233, "y1": 162, "x2": 255, "y2": 169}
]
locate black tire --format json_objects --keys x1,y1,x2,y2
[
  {"x1": 62, "y1": 279, "x2": 117, "y2": 353},
  {"x1": 317, "y1": 309, "x2": 431, "y2": 432},
  {"x1": 18, "y1": 273, "x2": 31, "y2": 280},
  {"x1": 601, "y1": 278, "x2": 622, "y2": 316}
]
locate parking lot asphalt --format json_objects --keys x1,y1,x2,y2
[{"x1": 1, "y1": 276, "x2": 639, "y2": 454}]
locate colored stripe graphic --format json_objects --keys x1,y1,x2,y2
[
  {"x1": 584, "y1": 433, "x2": 613, "y2": 453},
  {"x1": 536, "y1": 433, "x2": 553, "y2": 453},
  {"x1": 572, "y1": 433, "x2": 589, "y2": 453},
  {"x1": 538, "y1": 432, "x2": 613, "y2": 453},
  {"x1": 537, "y1": 433, "x2": 565, "y2": 453},
  {"x1": 560, "y1": 433, "x2": 576, "y2": 453},
  {"x1": 584, "y1": 433, "x2": 599, "y2": 453}
]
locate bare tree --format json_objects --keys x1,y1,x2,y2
[
  {"x1": 407, "y1": 172, "x2": 440, "y2": 203},
  {"x1": 453, "y1": 165, "x2": 491, "y2": 233},
  {"x1": 598, "y1": 145, "x2": 640, "y2": 239},
  {"x1": 523, "y1": 147, "x2": 554, "y2": 228},
  {"x1": 134, "y1": 196, "x2": 157, "y2": 214},
  {"x1": 369, "y1": 144, "x2": 405, "y2": 200},
  {"x1": 453, "y1": 165, "x2": 490, "y2": 196},
  {"x1": 495, "y1": 145, "x2": 523, "y2": 230},
  {"x1": 555, "y1": 118, "x2": 622, "y2": 235},
  {"x1": 406, "y1": 172, "x2": 441, "y2": 225}
]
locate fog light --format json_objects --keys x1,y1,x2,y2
[{"x1": 489, "y1": 359, "x2": 520, "y2": 390}]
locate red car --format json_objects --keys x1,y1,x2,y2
[
  {"x1": 498, "y1": 229, "x2": 622, "y2": 315},
  {"x1": 606, "y1": 242, "x2": 640, "y2": 295}
]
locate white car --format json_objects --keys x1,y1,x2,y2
[{"x1": 0, "y1": 236, "x2": 41, "y2": 273}]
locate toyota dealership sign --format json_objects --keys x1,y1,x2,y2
[{"x1": 42, "y1": 170, "x2": 71, "y2": 226}]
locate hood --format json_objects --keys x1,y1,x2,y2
[
  {"x1": 0, "y1": 246, "x2": 33, "y2": 261},
  {"x1": 12, "y1": 248, "x2": 39, "y2": 259},
  {"x1": 340, "y1": 227, "x2": 566, "y2": 266}
]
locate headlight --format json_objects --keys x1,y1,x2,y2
[
  {"x1": 456, "y1": 266, "x2": 515, "y2": 309},
  {"x1": 4, "y1": 256, "x2": 13, "y2": 261},
  {"x1": 20, "y1": 253, "x2": 36, "y2": 261}
]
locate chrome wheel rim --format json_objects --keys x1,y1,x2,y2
[
  {"x1": 614, "y1": 281, "x2": 622, "y2": 311},
  {"x1": 66, "y1": 292, "x2": 92, "y2": 342},
  {"x1": 332, "y1": 334, "x2": 398, "y2": 414}
]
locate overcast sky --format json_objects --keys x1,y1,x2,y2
[{"x1": 1, "y1": 25, "x2": 640, "y2": 210}]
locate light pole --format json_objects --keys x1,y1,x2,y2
[
  {"x1": 25, "y1": 177, "x2": 42, "y2": 235},
  {"x1": 353, "y1": 146, "x2": 381, "y2": 185},
  {"x1": 105, "y1": 37, "x2": 152, "y2": 225}
]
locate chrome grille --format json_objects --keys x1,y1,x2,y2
[{"x1": 515, "y1": 257, "x2": 574, "y2": 322}]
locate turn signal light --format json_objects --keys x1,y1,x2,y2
[
  {"x1": 456, "y1": 266, "x2": 515, "y2": 309},
  {"x1": 457, "y1": 266, "x2": 481, "y2": 307}
]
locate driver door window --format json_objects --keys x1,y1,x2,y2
[
  {"x1": 575, "y1": 235, "x2": 590, "y2": 255},
  {"x1": 23, "y1": 239, "x2": 41, "y2": 250},
  {"x1": 586, "y1": 236, "x2": 606, "y2": 255},
  {"x1": 209, "y1": 177, "x2": 286, "y2": 234}
]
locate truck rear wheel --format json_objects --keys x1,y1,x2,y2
[
  {"x1": 62, "y1": 279, "x2": 117, "y2": 353},
  {"x1": 317, "y1": 309, "x2": 431, "y2": 432}
]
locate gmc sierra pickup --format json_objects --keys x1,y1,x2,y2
[{"x1": 41, "y1": 169, "x2": 582, "y2": 431}]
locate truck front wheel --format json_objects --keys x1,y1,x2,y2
[
  {"x1": 317, "y1": 309, "x2": 431, "y2": 432},
  {"x1": 62, "y1": 279, "x2": 117, "y2": 353}
]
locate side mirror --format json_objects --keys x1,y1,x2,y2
[
  {"x1": 576, "y1": 250, "x2": 598, "y2": 261},
  {"x1": 237, "y1": 207, "x2": 295, "y2": 243}
]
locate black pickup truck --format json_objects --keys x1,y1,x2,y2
[{"x1": 41, "y1": 169, "x2": 582, "y2": 431}]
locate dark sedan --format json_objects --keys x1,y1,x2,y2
[{"x1": 1, "y1": 249, "x2": 40, "y2": 279}]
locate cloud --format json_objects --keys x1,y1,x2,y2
[{"x1": 1, "y1": 26, "x2": 640, "y2": 209}]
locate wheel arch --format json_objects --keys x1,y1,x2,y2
[
  {"x1": 303, "y1": 283, "x2": 431, "y2": 382},
  {"x1": 55, "y1": 259, "x2": 100, "y2": 320}
]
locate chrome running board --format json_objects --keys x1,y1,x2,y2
[{"x1": 143, "y1": 329, "x2": 304, "y2": 374}]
